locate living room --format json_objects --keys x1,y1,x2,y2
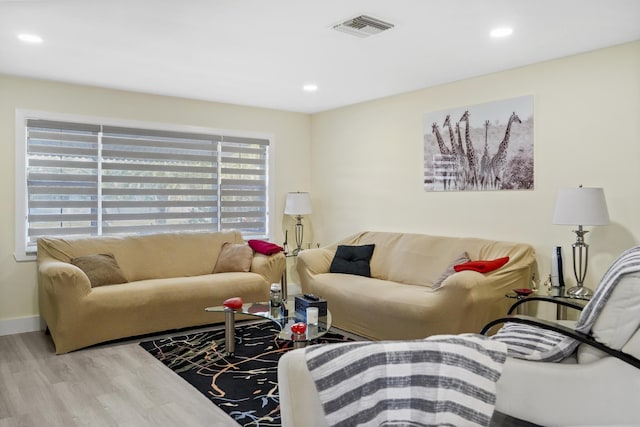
[{"x1": 1, "y1": 1, "x2": 639, "y2": 426}]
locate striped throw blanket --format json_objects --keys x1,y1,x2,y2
[
  {"x1": 304, "y1": 335, "x2": 507, "y2": 427},
  {"x1": 491, "y1": 245, "x2": 640, "y2": 362}
]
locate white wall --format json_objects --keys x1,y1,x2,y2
[
  {"x1": 0, "y1": 75, "x2": 311, "y2": 331},
  {"x1": 310, "y1": 41, "x2": 640, "y2": 291}
]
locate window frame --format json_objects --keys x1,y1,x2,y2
[{"x1": 14, "y1": 109, "x2": 275, "y2": 261}]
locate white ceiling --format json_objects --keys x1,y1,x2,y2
[{"x1": 1, "y1": 0, "x2": 639, "y2": 113}]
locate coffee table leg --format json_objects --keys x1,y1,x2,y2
[{"x1": 224, "y1": 307, "x2": 235, "y2": 356}]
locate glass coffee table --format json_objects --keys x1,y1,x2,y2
[{"x1": 205, "y1": 298, "x2": 332, "y2": 356}]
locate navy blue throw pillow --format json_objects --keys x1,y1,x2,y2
[{"x1": 329, "y1": 244, "x2": 375, "y2": 277}]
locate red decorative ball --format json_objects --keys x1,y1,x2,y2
[
  {"x1": 223, "y1": 297, "x2": 243, "y2": 309},
  {"x1": 290, "y1": 322, "x2": 307, "y2": 334}
]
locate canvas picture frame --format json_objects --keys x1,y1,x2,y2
[{"x1": 423, "y1": 95, "x2": 534, "y2": 192}]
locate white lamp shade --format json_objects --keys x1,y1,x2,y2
[
  {"x1": 284, "y1": 192, "x2": 312, "y2": 216},
  {"x1": 552, "y1": 187, "x2": 610, "y2": 226}
]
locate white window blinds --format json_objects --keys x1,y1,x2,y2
[
  {"x1": 26, "y1": 120, "x2": 100, "y2": 241},
  {"x1": 24, "y1": 118, "x2": 269, "y2": 254},
  {"x1": 100, "y1": 126, "x2": 220, "y2": 235},
  {"x1": 219, "y1": 136, "x2": 268, "y2": 235}
]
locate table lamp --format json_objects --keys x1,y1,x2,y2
[
  {"x1": 284, "y1": 192, "x2": 312, "y2": 255},
  {"x1": 552, "y1": 185, "x2": 610, "y2": 298}
]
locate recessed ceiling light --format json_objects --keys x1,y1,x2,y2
[
  {"x1": 18, "y1": 33, "x2": 43, "y2": 44},
  {"x1": 303, "y1": 84, "x2": 318, "y2": 92},
  {"x1": 490, "y1": 27, "x2": 513, "y2": 38}
]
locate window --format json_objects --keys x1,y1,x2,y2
[{"x1": 16, "y1": 112, "x2": 270, "y2": 259}]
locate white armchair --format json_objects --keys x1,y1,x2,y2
[{"x1": 484, "y1": 274, "x2": 640, "y2": 426}]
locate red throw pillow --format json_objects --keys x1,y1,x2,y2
[
  {"x1": 248, "y1": 239, "x2": 284, "y2": 255},
  {"x1": 453, "y1": 256, "x2": 509, "y2": 274}
]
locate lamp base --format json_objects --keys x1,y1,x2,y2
[
  {"x1": 293, "y1": 217, "x2": 304, "y2": 256},
  {"x1": 566, "y1": 285, "x2": 592, "y2": 299}
]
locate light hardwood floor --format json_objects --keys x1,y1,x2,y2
[
  {"x1": 0, "y1": 284, "x2": 308, "y2": 427},
  {"x1": 0, "y1": 327, "x2": 240, "y2": 427}
]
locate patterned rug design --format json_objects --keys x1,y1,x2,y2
[{"x1": 140, "y1": 321, "x2": 352, "y2": 427}]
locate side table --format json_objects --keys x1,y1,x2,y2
[
  {"x1": 505, "y1": 292, "x2": 531, "y2": 315},
  {"x1": 505, "y1": 293, "x2": 589, "y2": 320}
]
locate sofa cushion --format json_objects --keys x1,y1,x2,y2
[
  {"x1": 454, "y1": 256, "x2": 510, "y2": 273},
  {"x1": 433, "y1": 252, "x2": 470, "y2": 289},
  {"x1": 330, "y1": 244, "x2": 375, "y2": 277},
  {"x1": 71, "y1": 253, "x2": 128, "y2": 287},
  {"x1": 248, "y1": 239, "x2": 284, "y2": 255},
  {"x1": 213, "y1": 242, "x2": 253, "y2": 273}
]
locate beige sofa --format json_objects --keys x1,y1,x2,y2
[
  {"x1": 297, "y1": 231, "x2": 535, "y2": 340},
  {"x1": 37, "y1": 230, "x2": 285, "y2": 354}
]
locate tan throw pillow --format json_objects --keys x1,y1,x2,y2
[
  {"x1": 213, "y1": 242, "x2": 253, "y2": 273},
  {"x1": 71, "y1": 253, "x2": 128, "y2": 288},
  {"x1": 432, "y1": 252, "x2": 470, "y2": 289}
]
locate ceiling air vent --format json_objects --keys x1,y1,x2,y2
[{"x1": 332, "y1": 15, "x2": 395, "y2": 38}]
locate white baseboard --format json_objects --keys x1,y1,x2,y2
[{"x1": 0, "y1": 315, "x2": 42, "y2": 336}]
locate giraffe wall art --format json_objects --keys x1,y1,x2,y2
[{"x1": 423, "y1": 95, "x2": 533, "y2": 192}]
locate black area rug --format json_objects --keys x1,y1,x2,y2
[{"x1": 139, "y1": 321, "x2": 352, "y2": 427}]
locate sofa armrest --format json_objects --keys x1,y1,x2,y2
[
  {"x1": 445, "y1": 267, "x2": 530, "y2": 291},
  {"x1": 480, "y1": 244, "x2": 536, "y2": 289},
  {"x1": 437, "y1": 270, "x2": 522, "y2": 333},
  {"x1": 451, "y1": 245, "x2": 535, "y2": 302},
  {"x1": 297, "y1": 248, "x2": 334, "y2": 275},
  {"x1": 437, "y1": 270, "x2": 495, "y2": 302},
  {"x1": 38, "y1": 260, "x2": 92, "y2": 299},
  {"x1": 439, "y1": 269, "x2": 486, "y2": 290},
  {"x1": 38, "y1": 259, "x2": 92, "y2": 334},
  {"x1": 250, "y1": 252, "x2": 285, "y2": 284}
]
